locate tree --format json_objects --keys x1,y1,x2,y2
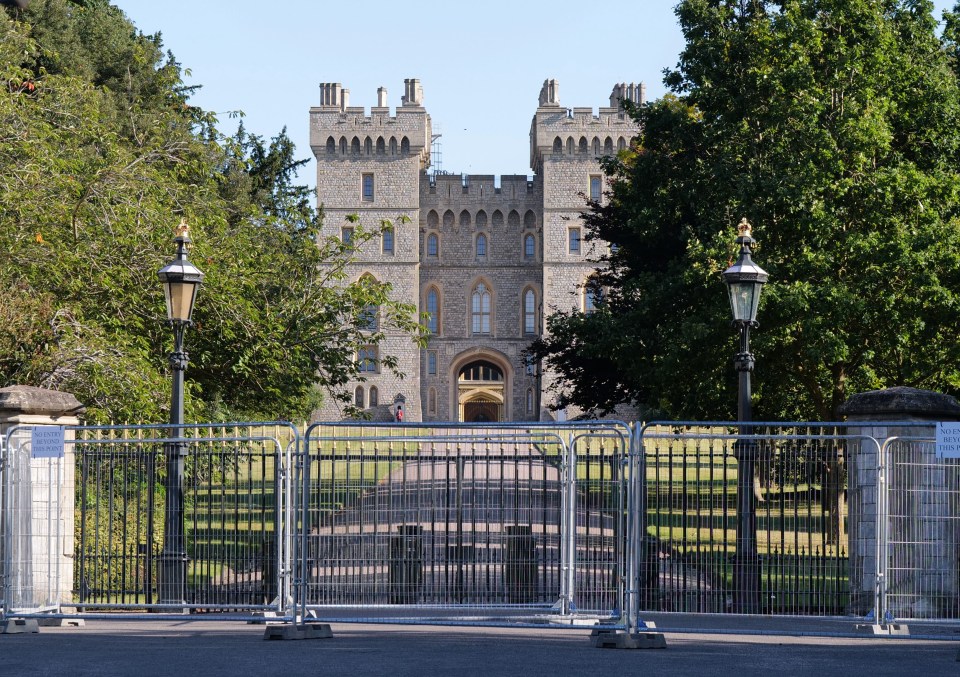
[
  {"x1": 187, "y1": 210, "x2": 423, "y2": 420},
  {"x1": 0, "y1": 2, "x2": 423, "y2": 422},
  {"x1": 529, "y1": 0, "x2": 960, "y2": 422}
]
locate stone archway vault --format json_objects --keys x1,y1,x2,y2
[{"x1": 456, "y1": 359, "x2": 506, "y2": 422}]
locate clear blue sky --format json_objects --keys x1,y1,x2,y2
[{"x1": 111, "y1": 1, "x2": 956, "y2": 184}]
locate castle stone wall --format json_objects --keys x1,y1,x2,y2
[{"x1": 311, "y1": 78, "x2": 641, "y2": 422}]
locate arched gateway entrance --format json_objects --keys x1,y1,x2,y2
[{"x1": 458, "y1": 359, "x2": 505, "y2": 422}]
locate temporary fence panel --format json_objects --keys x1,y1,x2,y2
[
  {"x1": 69, "y1": 423, "x2": 296, "y2": 616},
  {"x1": 880, "y1": 436, "x2": 960, "y2": 624},
  {"x1": 297, "y1": 422, "x2": 630, "y2": 625},
  {"x1": 0, "y1": 426, "x2": 68, "y2": 616},
  {"x1": 568, "y1": 429, "x2": 630, "y2": 616},
  {"x1": 636, "y1": 424, "x2": 856, "y2": 619},
  {"x1": 9, "y1": 416, "x2": 958, "y2": 633}
]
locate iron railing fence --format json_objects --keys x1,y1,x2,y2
[
  {"x1": 69, "y1": 423, "x2": 297, "y2": 615},
  {"x1": 297, "y1": 422, "x2": 631, "y2": 623}
]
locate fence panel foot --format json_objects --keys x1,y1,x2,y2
[
  {"x1": 0, "y1": 619, "x2": 39, "y2": 634},
  {"x1": 591, "y1": 627, "x2": 666, "y2": 649},
  {"x1": 263, "y1": 623, "x2": 333, "y2": 640},
  {"x1": 854, "y1": 623, "x2": 910, "y2": 636}
]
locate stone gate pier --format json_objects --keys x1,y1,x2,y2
[
  {"x1": 0, "y1": 386, "x2": 84, "y2": 613},
  {"x1": 841, "y1": 386, "x2": 960, "y2": 619}
]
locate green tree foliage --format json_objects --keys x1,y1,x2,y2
[
  {"x1": 0, "y1": 1, "x2": 422, "y2": 422},
  {"x1": 529, "y1": 0, "x2": 960, "y2": 420}
]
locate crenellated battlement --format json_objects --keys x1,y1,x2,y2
[
  {"x1": 423, "y1": 173, "x2": 540, "y2": 203},
  {"x1": 310, "y1": 79, "x2": 431, "y2": 164},
  {"x1": 535, "y1": 79, "x2": 644, "y2": 115},
  {"x1": 315, "y1": 78, "x2": 424, "y2": 114},
  {"x1": 529, "y1": 79, "x2": 644, "y2": 173}
]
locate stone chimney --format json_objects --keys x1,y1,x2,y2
[
  {"x1": 539, "y1": 79, "x2": 560, "y2": 107},
  {"x1": 401, "y1": 78, "x2": 423, "y2": 107},
  {"x1": 318, "y1": 82, "x2": 343, "y2": 109},
  {"x1": 610, "y1": 82, "x2": 645, "y2": 108}
]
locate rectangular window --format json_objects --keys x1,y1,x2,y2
[
  {"x1": 426, "y1": 289, "x2": 439, "y2": 334},
  {"x1": 472, "y1": 287, "x2": 491, "y2": 335},
  {"x1": 341, "y1": 226, "x2": 354, "y2": 245},
  {"x1": 589, "y1": 175, "x2": 602, "y2": 202},
  {"x1": 585, "y1": 283, "x2": 604, "y2": 315},
  {"x1": 362, "y1": 173, "x2": 374, "y2": 202},
  {"x1": 524, "y1": 234, "x2": 535, "y2": 259},
  {"x1": 524, "y1": 290, "x2": 536, "y2": 335},
  {"x1": 382, "y1": 227, "x2": 394, "y2": 254},
  {"x1": 360, "y1": 304, "x2": 378, "y2": 332},
  {"x1": 568, "y1": 228, "x2": 581, "y2": 254},
  {"x1": 427, "y1": 350, "x2": 438, "y2": 376},
  {"x1": 357, "y1": 346, "x2": 378, "y2": 373}
]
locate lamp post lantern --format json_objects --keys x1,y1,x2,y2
[
  {"x1": 156, "y1": 220, "x2": 204, "y2": 606},
  {"x1": 722, "y1": 218, "x2": 768, "y2": 614}
]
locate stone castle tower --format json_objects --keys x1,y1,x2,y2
[{"x1": 310, "y1": 78, "x2": 642, "y2": 422}]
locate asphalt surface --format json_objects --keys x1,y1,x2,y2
[{"x1": 1, "y1": 614, "x2": 958, "y2": 677}]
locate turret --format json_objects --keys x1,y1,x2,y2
[
  {"x1": 310, "y1": 79, "x2": 430, "y2": 422},
  {"x1": 529, "y1": 78, "x2": 643, "y2": 174}
]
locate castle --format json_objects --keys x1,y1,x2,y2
[{"x1": 310, "y1": 78, "x2": 643, "y2": 422}]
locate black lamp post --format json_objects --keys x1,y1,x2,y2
[
  {"x1": 722, "y1": 218, "x2": 768, "y2": 614},
  {"x1": 156, "y1": 220, "x2": 204, "y2": 606}
]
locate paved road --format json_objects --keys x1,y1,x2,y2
[{"x1": 1, "y1": 617, "x2": 957, "y2": 677}]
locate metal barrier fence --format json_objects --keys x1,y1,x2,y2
[
  {"x1": 880, "y1": 436, "x2": 960, "y2": 624},
  {"x1": 1, "y1": 423, "x2": 298, "y2": 619},
  {"x1": 632, "y1": 424, "x2": 859, "y2": 624},
  {"x1": 296, "y1": 422, "x2": 630, "y2": 625},
  {"x1": 0, "y1": 425, "x2": 68, "y2": 617},
  {"x1": 2, "y1": 418, "x2": 958, "y2": 634},
  {"x1": 628, "y1": 421, "x2": 960, "y2": 633}
]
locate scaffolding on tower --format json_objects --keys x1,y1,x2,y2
[{"x1": 430, "y1": 123, "x2": 444, "y2": 179}]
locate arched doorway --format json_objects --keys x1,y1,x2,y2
[{"x1": 458, "y1": 359, "x2": 505, "y2": 422}]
